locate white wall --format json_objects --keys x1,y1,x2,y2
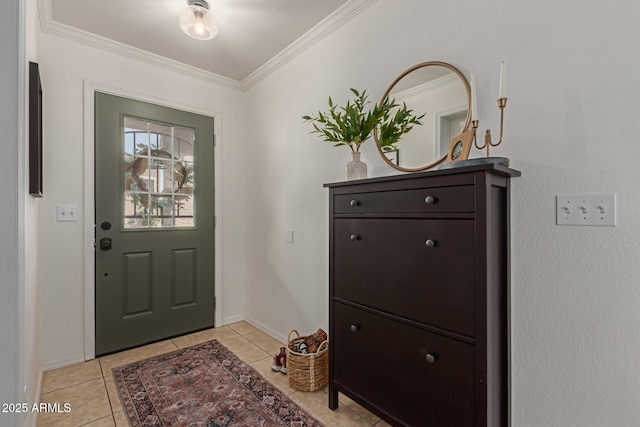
[
  {"x1": 0, "y1": 0, "x2": 41, "y2": 425},
  {"x1": 38, "y1": 34, "x2": 248, "y2": 367},
  {"x1": 243, "y1": 0, "x2": 640, "y2": 425},
  {"x1": 0, "y1": 0, "x2": 23, "y2": 426},
  {"x1": 24, "y1": 0, "x2": 43, "y2": 425}
]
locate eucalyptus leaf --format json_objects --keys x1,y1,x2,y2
[
  {"x1": 303, "y1": 88, "x2": 424, "y2": 153},
  {"x1": 377, "y1": 98, "x2": 425, "y2": 149},
  {"x1": 302, "y1": 88, "x2": 388, "y2": 152}
]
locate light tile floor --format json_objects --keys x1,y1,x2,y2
[{"x1": 37, "y1": 322, "x2": 393, "y2": 427}]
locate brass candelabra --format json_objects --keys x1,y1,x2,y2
[{"x1": 473, "y1": 97, "x2": 507, "y2": 157}]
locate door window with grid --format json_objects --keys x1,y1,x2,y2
[{"x1": 123, "y1": 117, "x2": 196, "y2": 229}]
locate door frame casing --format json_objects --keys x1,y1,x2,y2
[{"x1": 82, "y1": 80, "x2": 223, "y2": 360}]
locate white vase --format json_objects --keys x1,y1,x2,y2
[{"x1": 346, "y1": 151, "x2": 367, "y2": 180}]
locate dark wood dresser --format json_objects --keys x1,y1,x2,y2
[{"x1": 324, "y1": 164, "x2": 520, "y2": 427}]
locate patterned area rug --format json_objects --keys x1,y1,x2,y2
[{"x1": 112, "y1": 340, "x2": 324, "y2": 427}]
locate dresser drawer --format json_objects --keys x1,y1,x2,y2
[
  {"x1": 333, "y1": 302, "x2": 475, "y2": 426},
  {"x1": 334, "y1": 218, "x2": 475, "y2": 336},
  {"x1": 334, "y1": 186, "x2": 474, "y2": 214}
]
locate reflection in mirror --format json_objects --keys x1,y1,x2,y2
[{"x1": 376, "y1": 62, "x2": 471, "y2": 172}]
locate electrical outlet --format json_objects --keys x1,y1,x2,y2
[
  {"x1": 556, "y1": 193, "x2": 616, "y2": 226},
  {"x1": 57, "y1": 205, "x2": 79, "y2": 222}
]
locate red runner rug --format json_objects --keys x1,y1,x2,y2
[{"x1": 112, "y1": 339, "x2": 323, "y2": 427}]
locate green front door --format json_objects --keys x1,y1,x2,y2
[{"x1": 95, "y1": 92, "x2": 215, "y2": 356}]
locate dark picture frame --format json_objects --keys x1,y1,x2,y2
[{"x1": 29, "y1": 61, "x2": 43, "y2": 197}]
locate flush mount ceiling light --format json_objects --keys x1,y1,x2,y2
[{"x1": 180, "y1": 0, "x2": 218, "y2": 40}]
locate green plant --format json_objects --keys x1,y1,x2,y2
[
  {"x1": 377, "y1": 100, "x2": 426, "y2": 152},
  {"x1": 302, "y1": 88, "x2": 424, "y2": 153},
  {"x1": 302, "y1": 88, "x2": 387, "y2": 152}
]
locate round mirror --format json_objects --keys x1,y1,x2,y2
[{"x1": 375, "y1": 61, "x2": 471, "y2": 172}]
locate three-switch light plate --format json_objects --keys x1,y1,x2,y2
[{"x1": 556, "y1": 193, "x2": 616, "y2": 226}]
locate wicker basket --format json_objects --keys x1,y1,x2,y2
[{"x1": 286, "y1": 329, "x2": 329, "y2": 392}]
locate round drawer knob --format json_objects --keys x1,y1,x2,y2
[
  {"x1": 350, "y1": 324, "x2": 359, "y2": 333},
  {"x1": 425, "y1": 195, "x2": 436, "y2": 204},
  {"x1": 425, "y1": 239, "x2": 436, "y2": 247},
  {"x1": 350, "y1": 234, "x2": 361, "y2": 241},
  {"x1": 425, "y1": 353, "x2": 436, "y2": 364},
  {"x1": 350, "y1": 199, "x2": 360, "y2": 207}
]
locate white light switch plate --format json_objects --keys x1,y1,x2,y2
[
  {"x1": 57, "y1": 205, "x2": 79, "y2": 222},
  {"x1": 556, "y1": 193, "x2": 616, "y2": 226}
]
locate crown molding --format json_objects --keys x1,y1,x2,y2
[
  {"x1": 391, "y1": 73, "x2": 461, "y2": 100},
  {"x1": 241, "y1": 0, "x2": 378, "y2": 91},
  {"x1": 38, "y1": 0, "x2": 242, "y2": 90},
  {"x1": 38, "y1": 0, "x2": 377, "y2": 92}
]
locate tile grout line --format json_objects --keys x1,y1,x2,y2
[
  {"x1": 40, "y1": 377, "x2": 112, "y2": 427},
  {"x1": 97, "y1": 378, "x2": 112, "y2": 426},
  {"x1": 40, "y1": 375, "x2": 104, "y2": 396},
  {"x1": 77, "y1": 412, "x2": 114, "y2": 427},
  {"x1": 104, "y1": 374, "x2": 120, "y2": 416},
  {"x1": 39, "y1": 323, "x2": 383, "y2": 426}
]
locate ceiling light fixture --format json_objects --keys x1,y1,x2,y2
[{"x1": 180, "y1": 0, "x2": 217, "y2": 41}]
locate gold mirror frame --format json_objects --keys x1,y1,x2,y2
[{"x1": 375, "y1": 61, "x2": 472, "y2": 172}]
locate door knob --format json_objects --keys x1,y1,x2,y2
[
  {"x1": 425, "y1": 239, "x2": 436, "y2": 247},
  {"x1": 100, "y1": 221, "x2": 112, "y2": 230},
  {"x1": 425, "y1": 353, "x2": 436, "y2": 364},
  {"x1": 350, "y1": 324, "x2": 360, "y2": 333},
  {"x1": 99, "y1": 237, "x2": 112, "y2": 251},
  {"x1": 350, "y1": 234, "x2": 361, "y2": 241}
]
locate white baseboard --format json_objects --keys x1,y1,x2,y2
[
  {"x1": 243, "y1": 315, "x2": 288, "y2": 345},
  {"x1": 24, "y1": 366, "x2": 44, "y2": 427},
  {"x1": 41, "y1": 355, "x2": 86, "y2": 372},
  {"x1": 25, "y1": 409, "x2": 37, "y2": 427},
  {"x1": 42, "y1": 319, "x2": 286, "y2": 373},
  {"x1": 221, "y1": 314, "x2": 244, "y2": 326}
]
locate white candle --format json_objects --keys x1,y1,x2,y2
[
  {"x1": 470, "y1": 71, "x2": 478, "y2": 121},
  {"x1": 499, "y1": 61, "x2": 507, "y2": 99}
]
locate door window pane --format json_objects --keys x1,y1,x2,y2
[{"x1": 123, "y1": 117, "x2": 196, "y2": 229}]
